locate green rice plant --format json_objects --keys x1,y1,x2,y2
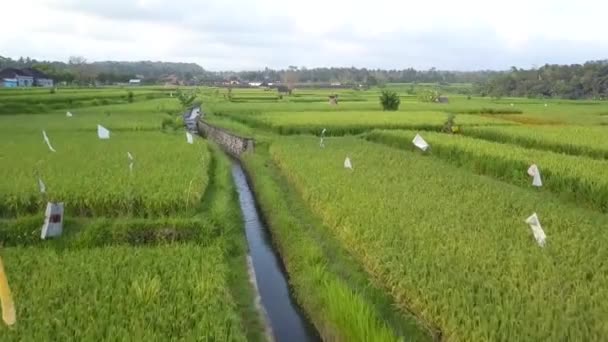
[
  {"x1": 268, "y1": 136, "x2": 608, "y2": 341},
  {"x1": 0, "y1": 243, "x2": 247, "y2": 341},
  {"x1": 365, "y1": 129, "x2": 608, "y2": 212},
  {"x1": 215, "y1": 110, "x2": 514, "y2": 136},
  {"x1": 462, "y1": 125, "x2": 608, "y2": 159},
  {"x1": 0, "y1": 131, "x2": 209, "y2": 217}
]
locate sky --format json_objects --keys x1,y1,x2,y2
[{"x1": 2, "y1": 0, "x2": 607, "y2": 71}]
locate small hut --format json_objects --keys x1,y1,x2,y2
[
  {"x1": 437, "y1": 96, "x2": 449, "y2": 103},
  {"x1": 329, "y1": 94, "x2": 339, "y2": 105}
]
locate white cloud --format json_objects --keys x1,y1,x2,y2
[{"x1": 2, "y1": 0, "x2": 607, "y2": 70}]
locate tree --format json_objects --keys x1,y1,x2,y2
[
  {"x1": 284, "y1": 66, "x2": 298, "y2": 95},
  {"x1": 418, "y1": 89, "x2": 440, "y2": 103},
  {"x1": 69, "y1": 56, "x2": 97, "y2": 85},
  {"x1": 380, "y1": 90, "x2": 400, "y2": 111}
]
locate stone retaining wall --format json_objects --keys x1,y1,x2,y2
[{"x1": 197, "y1": 120, "x2": 254, "y2": 157}]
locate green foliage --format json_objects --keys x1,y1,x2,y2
[
  {"x1": 379, "y1": 90, "x2": 400, "y2": 111},
  {"x1": 127, "y1": 90, "x2": 134, "y2": 103},
  {"x1": 417, "y1": 88, "x2": 440, "y2": 102},
  {"x1": 175, "y1": 89, "x2": 197, "y2": 109}
]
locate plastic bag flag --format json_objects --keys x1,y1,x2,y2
[
  {"x1": 38, "y1": 178, "x2": 46, "y2": 193},
  {"x1": 127, "y1": 152, "x2": 134, "y2": 172},
  {"x1": 544, "y1": 103, "x2": 548, "y2": 107},
  {"x1": 344, "y1": 157, "x2": 353, "y2": 170},
  {"x1": 42, "y1": 130, "x2": 56, "y2": 152},
  {"x1": 527, "y1": 164, "x2": 543, "y2": 187},
  {"x1": 525, "y1": 213, "x2": 547, "y2": 247},
  {"x1": 413, "y1": 134, "x2": 429, "y2": 151},
  {"x1": 97, "y1": 125, "x2": 110, "y2": 139},
  {"x1": 189, "y1": 108, "x2": 200, "y2": 120},
  {"x1": 41, "y1": 202, "x2": 64, "y2": 239},
  {"x1": 0, "y1": 256, "x2": 16, "y2": 326},
  {"x1": 319, "y1": 128, "x2": 327, "y2": 148},
  {"x1": 186, "y1": 132, "x2": 194, "y2": 144},
  {"x1": 66, "y1": 111, "x2": 73, "y2": 117}
]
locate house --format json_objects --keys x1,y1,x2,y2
[
  {"x1": 23, "y1": 68, "x2": 54, "y2": 87},
  {"x1": 1, "y1": 78, "x2": 17, "y2": 88},
  {"x1": 0, "y1": 68, "x2": 53, "y2": 87},
  {"x1": 248, "y1": 82, "x2": 262, "y2": 87},
  {"x1": 129, "y1": 79, "x2": 142, "y2": 86}
]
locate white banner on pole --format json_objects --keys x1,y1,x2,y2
[
  {"x1": 344, "y1": 157, "x2": 353, "y2": 170},
  {"x1": 66, "y1": 111, "x2": 73, "y2": 117},
  {"x1": 38, "y1": 178, "x2": 46, "y2": 193},
  {"x1": 127, "y1": 152, "x2": 134, "y2": 172},
  {"x1": 42, "y1": 130, "x2": 56, "y2": 152},
  {"x1": 413, "y1": 133, "x2": 429, "y2": 151},
  {"x1": 41, "y1": 202, "x2": 64, "y2": 239},
  {"x1": 527, "y1": 164, "x2": 543, "y2": 187},
  {"x1": 525, "y1": 213, "x2": 547, "y2": 247},
  {"x1": 186, "y1": 132, "x2": 194, "y2": 144},
  {"x1": 97, "y1": 125, "x2": 110, "y2": 139}
]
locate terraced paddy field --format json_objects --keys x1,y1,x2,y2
[{"x1": 2, "y1": 85, "x2": 608, "y2": 341}]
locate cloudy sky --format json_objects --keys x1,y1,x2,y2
[{"x1": 2, "y1": 0, "x2": 607, "y2": 71}]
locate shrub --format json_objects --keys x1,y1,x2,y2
[
  {"x1": 379, "y1": 90, "x2": 400, "y2": 111},
  {"x1": 418, "y1": 89, "x2": 440, "y2": 103},
  {"x1": 127, "y1": 91, "x2": 134, "y2": 103}
]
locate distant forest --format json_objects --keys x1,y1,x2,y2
[{"x1": 1, "y1": 55, "x2": 607, "y2": 99}]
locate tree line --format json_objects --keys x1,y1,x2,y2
[
  {"x1": 1, "y1": 55, "x2": 607, "y2": 99},
  {"x1": 476, "y1": 61, "x2": 608, "y2": 99}
]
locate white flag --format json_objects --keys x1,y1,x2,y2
[
  {"x1": 189, "y1": 108, "x2": 200, "y2": 120},
  {"x1": 319, "y1": 137, "x2": 325, "y2": 148},
  {"x1": 344, "y1": 157, "x2": 353, "y2": 170},
  {"x1": 66, "y1": 111, "x2": 73, "y2": 117},
  {"x1": 544, "y1": 103, "x2": 548, "y2": 107},
  {"x1": 38, "y1": 178, "x2": 46, "y2": 193},
  {"x1": 42, "y1": 130, "x2": 56, "y2": 152},
  {"x1": 186, "y1": 132, "x2": 194, "y2": 144},
  {"x1": 510, "y1": 103, "x2": 514, "y2": 107},
  {"x1": 97, "y1": 125, "x2": 110, "y2": 139},
  {"x1": 525, "y1": 213, "x2": 547, "y2": 247},
  {"x1": 321, "y1": 128, "x2": 327, "y2": 136},
  {"x1": 127, "y1": 152, "x2": 134, "y2": 172},
  {"x1": 412, "y1": 134, "x2": 429, "y2": 151},
  {"x1": 527, "y1": 164, "x2": 543, "y2": 187}
]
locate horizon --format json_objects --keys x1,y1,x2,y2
[
  {"x1": 2, "y1": 55, "x2": 606, "y2": 74},
  {"x1": 2, "y1": 0, "x2": 608, "y2": 72}
]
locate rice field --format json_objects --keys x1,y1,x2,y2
[
  {"x1": 2, "y1": 85, "x2": 608, "y2": 341},
  {"x1": 0, "y1": 88, "x2": 263, "y2": 340},
  {"x1": 208, "y1": 87, "x2": 608, "y2": 340}
]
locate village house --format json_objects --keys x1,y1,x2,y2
[{"x1": 0, "y1": 68, "x2": 54, "y2": 87}]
